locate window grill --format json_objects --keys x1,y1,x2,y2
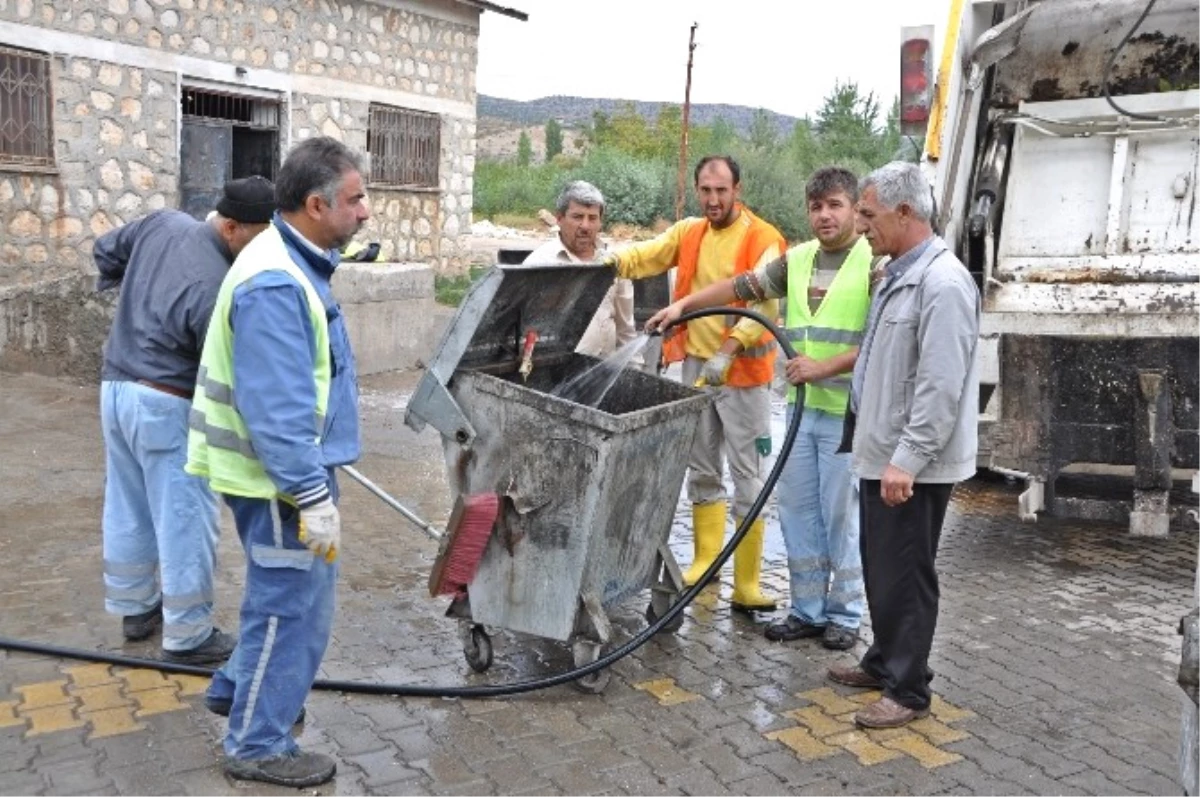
[
  {"x1": 368, "y1": 104, "x2": 440, "y2": 189},
  {"x1": 0, "y1": 45, "x2": 53, "y2": 168},
  {"x1": 181, "y1": 86, "x2": 279, "y2": 128}
]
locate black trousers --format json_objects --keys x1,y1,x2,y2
[{"x1": 857, "y1": 479, "x2": 954, "y2": 711}]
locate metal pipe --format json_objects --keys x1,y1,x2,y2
[{"x1": 339, "y1": 464, "x2": 442, "y2": 542}]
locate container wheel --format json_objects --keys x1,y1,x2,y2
[
  {"x1": 645, "y1": 599, "x2": 685, "y2": 633},
  {"x1": 573, "y1": 668, "x2": 611, "y2": 694},
  {"x1": 463, "y1": 624, "x2": 493, "y2": 673},
  {"x1": 570, "y1": 639, "x2": 610, "y2": 694}
]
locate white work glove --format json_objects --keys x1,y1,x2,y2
[
  {"x1": 298, "y1": 497, "x2": 341, "y2": 563},
  {"x1": 696, "y1": 351, "x2": 734, "y2": 387}
]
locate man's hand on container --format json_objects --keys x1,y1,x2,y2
[
  {"x1": 298, "y1": 497, "x2": 341, "y2": 563},
  {"x1": 696, "y1": 351, "x2": 734, "y2": 387},
  {"x1": 646, "y1": 300, "x2": 687, "y2": 334}
]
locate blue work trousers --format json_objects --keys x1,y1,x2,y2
[
  {"x1": 101, "y1": 380, "x2": 219, "y2": 650},
  {"x1": 208, "y1": 484, "x2": 338, "y2": 760},
  {"x1": 777, "y1": 405, "x2": 864, "y2": 629}
]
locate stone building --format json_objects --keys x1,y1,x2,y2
[{"x1": 0, "y1": 0, "x2": 524, "y2": 376}]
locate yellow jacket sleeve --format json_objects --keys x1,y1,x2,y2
[
  {"x1": 728, "y1": 243, "x2": 782, "y2": 351},
  {"x1": 612, "y1": 221, "x2": 690, "y2": 280}
]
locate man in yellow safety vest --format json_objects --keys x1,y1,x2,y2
[{"x1": 647, "y1": 167, "x2": 876, "y2": 649}]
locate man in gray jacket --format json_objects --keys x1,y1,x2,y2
[{"x1": 826, "y1": 162, "x2": 980, "y2": 729}]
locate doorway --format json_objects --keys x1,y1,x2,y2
[{"x1": 179, "y1": 86, "x2": 281, "y2": 220}]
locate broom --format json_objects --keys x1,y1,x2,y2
[{"x1": 339, "y1": 465, "x2": 499, "y2": 597}]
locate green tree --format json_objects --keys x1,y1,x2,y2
[
  {"x1": 586, "y1": 110, "x2": 610, "y2": 149},
  {"x1": 706, "y1": 116, "x2": 738, "y2": 154},
  {"x1": 813, "y1": 82, "x2": 888, "y2": 169},
  {"x1": 606, "y1": 103, "x2": 657, "y2": 159},
  {"x1": 748, "y1": 108, "x2": 779, "y2": 151},
  {"x1": 653, "y1": 104, "x2": 683, "y2": 163},
  {"x1": 517, "y1": 131, "x2": 532, "y2": 167},
  {"x1": 545, "y1": 118, "x2": 563, "y2": 161},
  {"x1": 815, "y1": 81, "x2": 881, "y2": 138}
]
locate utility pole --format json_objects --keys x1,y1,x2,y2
[{"x1": 674, "y1": 22, "x2": 698, "y2": 220}]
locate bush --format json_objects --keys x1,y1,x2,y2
[
  {"x1": 577, "y1": 148, "x2": 673, "y2": 228},
  {"x1": 434, "y1": 265, "x2": 490, "y2": 307},
  {"x1": 473, "y1": 160, "x2": 563, "y2": 220}
]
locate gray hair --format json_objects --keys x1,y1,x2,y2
[
  {"x1": 860, "y1": 162, "x2": 934, "y2": 222},
  {"x1": 555, "y1": 180, "x2": 605, "y2": 216},
  {"x1": 276, "y1": 136, "x2": 364, "y2": 212}
]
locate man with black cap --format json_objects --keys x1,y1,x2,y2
[{"x1": 94, "y1": 175, "x2": 275, "y2": 664}]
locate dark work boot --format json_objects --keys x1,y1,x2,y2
[
  {"x1": 764, "y1": 615, "x2": 826, "y2": 642},
  {"x1": 162, "y1": 629, "x2": 236, "y2": 665},
  {"x1": 122, "y1": 600, "x2": 163, "y2": 641},
  {"x1": 224, "y1": 750, "x2": 336, "y2": 788}
]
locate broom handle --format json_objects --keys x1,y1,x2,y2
[{"x1": 339, "y1": 465, "x2": 443, "y2": 542}]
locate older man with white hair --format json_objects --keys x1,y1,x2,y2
[
  {"x1": 523, "y1": 180, "x2": 636, "y2": 359},
  {"x1": 826, "y1": 161, "x2": 981, "y2": 730}
]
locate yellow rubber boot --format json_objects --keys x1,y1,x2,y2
[
  {"x1": 682, "y1": 501, "x2": 727, "y2": 587},
  {"x1": 730, "y1": 517, "x2": 776, "y2": 612}
]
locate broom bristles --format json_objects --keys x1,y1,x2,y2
[{"x1": 429, "y1": 492, "x2": 499, "y2": 597}]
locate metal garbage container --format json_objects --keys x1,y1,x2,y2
[{"x1": 405, "y1": 264, "x2": 710, "y2": 691}]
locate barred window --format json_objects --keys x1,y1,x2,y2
[
  {"x1": 368, "y1": 104, "x2": 440, "y2": 189},
  {"x1": 0, "y1": 45, "x2": 53, "y2": 168}
]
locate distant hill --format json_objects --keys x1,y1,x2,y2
[{"x1": 478, "y1": 94, "x2": 800, "y2": 136}]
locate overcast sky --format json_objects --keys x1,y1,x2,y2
[{"x1": 477, "y1": 0, "x2": 954, "y2": 121}]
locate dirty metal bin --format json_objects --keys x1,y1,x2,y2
[{"x1": 405, "y1": 264, "x2": 709, "y2": 691}]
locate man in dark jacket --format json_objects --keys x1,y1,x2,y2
[{"x1": 94, "y1": 176, "x2": 274, "y2": 663}]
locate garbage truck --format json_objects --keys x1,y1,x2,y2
[
  {"x1": 906, "y1": 0, "x2": 1199, "y2": 537},
  {"x1": 908, "y1": 2, "x2": 1198, "y2": 791}
]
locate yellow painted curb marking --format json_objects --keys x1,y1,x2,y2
[
  {"x1": 86, "y1": 707, "x2": 146, "y2": 739},
  {"x1": 795, "y1": 687, "x2": 861, "y2": 715},
  {"x1": 632, "y1": 678, "x2": 702, "y2": 706},
  {"x1": 909, "y1": 716, "x2": 970, "y2": 746},
  {"x1": 0, "y1": 700, "x2": 25, "y2": 728},
  {"x1": 24, "y1": 704, "x2": 86, "y2": 736},
  {"x1": 765, "y1": 726, "x2": 840, "y2": 760},
  {"x1": 881, "y1": 731, "x2": 964, "y2": 769},
  {"x1": 118, "y1": 669, "x2": 172, "y2": 693},
  {"x1": 17, "y1": 681, "x2": 72, "y2": 709},
  {"x1": 72, "y1": 683, "x2": 133, "y2": 714},
  {"x1": 64, "y1": 664, "x2": 118, "y2": 689},
  {"x1": 931, "y1": 694, "x2": 975, "y2": 723},
  {"x1": 4, "y1": 665, "x2": 208, "y2": 741},
  {"x1": 825, "y1": 730, "x2": 904, "y2": 766},
  {"x1": 133, "y1": 686, "x2": 188, "y2": 717},
  {"x1": 173, "y1": 675, "x2": 210, "y2": 696},
  {"x1": 768, "y1": 688, "x2": 975, "y2": 770},
  {"x1": 784, "y1": 705, "x2": 855, "y2": 738}
]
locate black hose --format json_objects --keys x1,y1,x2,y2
[
  {"x1": 1102, "y1": 0, "x2": 1168, "y2": 122},
  {"x1": 0, "y1": 307, "x2": 802, "y2": 700}
]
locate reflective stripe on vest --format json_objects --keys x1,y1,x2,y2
[
  {"x1": 664, "y1": 207, "x2": 786, "y2": 388},
  {"x1": 185, "y1": 224, "x2": 331, "y2": 499},
  {"x1": 785, "y1": 237, "x2": 872, "y2": 413}
]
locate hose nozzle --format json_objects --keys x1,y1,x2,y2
[{"x1": 519, "y1": 329, "x2": 538, "y2": 382}]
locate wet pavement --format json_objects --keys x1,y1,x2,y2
[{"x1": 1, "y1": 369, "x2": 1196, "y2": 796}]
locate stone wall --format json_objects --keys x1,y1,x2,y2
[
  {"x1": 0, "y1": 0, "x2": 480, "y2": 376},
  {"x1": 0, "y1": 0, "x2": 480, "y2": 279},
  {"x1": 289, "y1": 89, "x2": 474, "y2": 270},
  {"x1": 1, "y1": 57, "x2": 177, "y2": 289},
  {"x1": 0, "y1": 0, "x2": 479, "y2": 106}
]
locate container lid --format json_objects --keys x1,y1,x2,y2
[{"x1": 426, "y1": 264, "x2": 618, "y2": 376}]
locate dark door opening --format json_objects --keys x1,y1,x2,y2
[{"x1": 179, "y1": 87, "x2": 281, "y2": 220}]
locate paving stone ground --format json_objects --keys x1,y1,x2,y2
[{"x1": 0, "y1": 369, "x2": 1195, "y2": 796}]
